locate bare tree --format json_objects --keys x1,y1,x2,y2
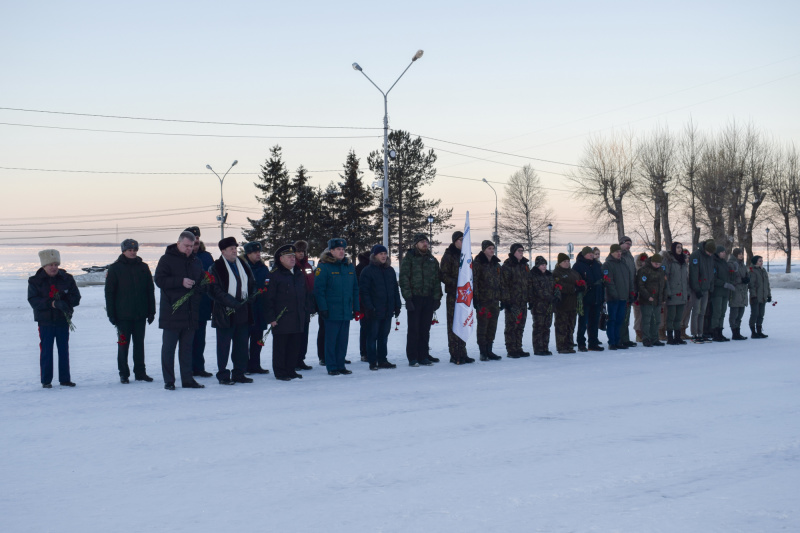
[
  {"x1": 634, "y1": 125, "x2": 678, "y2": 252},
  {"x1": 769, "y1": 144, "x2": 799, "y2": 272},
  {"x1": 570, "y1": 131, "x2": 637, "y2": 242},
  {"x1": 695, "y1": 137, "x2": 729, "y2": 245},
  {"x1": 678, "y1": 119, "x2": 705, "y2": 249},
  {"x1": 499, "y1": 165, "x2": 553, "y2": 252},
  {"x1": 729, "y1": 123, "x2": 769, "y2": 259}
]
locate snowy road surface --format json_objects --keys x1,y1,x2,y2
[{"x1": 1, "y1": 277, "x2": 798, "y2": 532}]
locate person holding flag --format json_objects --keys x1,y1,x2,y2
[
  {"x1": 440, "y1": 231, "x2": 474, "y2": 364},
  {"x1": 452, "y1": 213, "x2": 476, "y2": 363}
]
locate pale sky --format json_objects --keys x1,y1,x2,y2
[{"x1": 2, "y1": 0, "x2": 798, "y2": 253}]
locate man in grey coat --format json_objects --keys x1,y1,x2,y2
[
  {"x1": 727, "y1": 248, "x2": 750, "y2": 340},
  {"x1": 618, "y1": 236, "x2": 637, "y2": 347}
]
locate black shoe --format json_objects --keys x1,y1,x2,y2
[
  {"x1": 427, "y1": 356, "x2": 440, "y2": 363},
  {"x1": 377, "y1": 361, "x2": 397, "y2": 369},
  {"x1": 691, "y1": 335, "x2": 704, "y2": 344},
  {"x1": 164, "y1": 383, "x2": 176, "y2": 390},
  {"x1": 327, "y1": 370, "x2": 340, "y2": 376},
  {"x1": 507, "y1": 352, "x2": 521, "y2": 359},
  {"x1": 276, "y1": 376, "x2": 292, "y2": 381},
  {"x1": 588, "y1": 345, "x2": 604, "y2": 352},
  {"x1": 419, "y1": 359, "x2": 434, "y2": 366},
  {"x1": 578, "y1": 346, "x2": 589, "y2": 353},
  {"x1": 120, "y1": 377, "x2": 130, "y2": 384},
  {"x1": 193, "y1": 370, "x2": 213, "y2": 378},
  {"x1": 339, "y1": 368, "x2": 353, "y2": 375},
  {"x1": 369, "y1": 363, "x2": 379, "y2": 371},
  {"x1": 182, "y1": 381, "x2": 205, "y2": 389},
  {"x1": 617, "y1": 343, "x2": 629, "y2": 350},
  {"x1": 232, "y1": 376, "x2": 254, "y2": 383},
  {"x1": 643, "y1": 339, "x2": 653, "y2": 347},
  {"x1": 520, "y1": 351, "x2": 531, "y2": 357},
  {"x1": 319, "y1": 359, "x2": 326, "y2": 366},
  {"x1": 558, "y1": 349, "x2": 576, "y2": 354},
  {"x1": 449, "y1": 355, "x2": 458, "y2": 364},
  {"x1": 291, "y1": 372, "x2": 303, "y2": 379},
  {"x1": 652, "y1": 340, "x2": 665, "y2": 347},
  {"x1": 487, "y1": 344, "x2": 502, "y2": 360},
  {"x1": 623, "y1": 341, "x2": 637, "y2": 347},
  {"x1": 218, "y1": 378, "x2": 235, "y2": 385},
  {"x1": 42, "y1": 383, "x2": 52, "y2": 388},
  {"x1": 247, "y1": 367, "x2": 271, "y2": 374},
  {"x1": 544, "y1": 350, "x2": 553, "y2": 355},
  {"x1": 731, "y1": 328, "x2": 747, "y2": 340},
  {"x1": 409, "y1": 360, "x2": 420, "y2": 367},
  {"x1": 344, "y1": 359, "x2": 352, "y2": 364},
  {"x1": 757, "y1": 326, "x2": 768, "y2": 338},
  {"x1": 463, "y1": 355, "x2": 476, "y2": 363},
  {"x1": 361, "y1": 356, "x2": 368, "y2": 362},
  {"x1": 60, "y1": 381, "x2": 76, "y2": 387},
  {"x1": 296, "y1": 363, "x2": 312, "y2": 371},
  {"x1": 135, "y1": 375, "x2": 154, "y2": 382},
  {"x1": 608, "y1": 344, "x2": 618, "y2": 350}
]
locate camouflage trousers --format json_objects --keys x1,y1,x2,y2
[
  {"x1": 503, "y1": 304, "x2": 528, "y2": 353},
  {"x1": 532, "y1": 310, "x2": 553, "y2": 353},
  {"x1": 641, "y1": 305, "x2": 660, "y2": 342},
  {"x1": 446, "y1": 295, "x2": 467, "y2": 357},
  {"x1": 554, "y1": 308, "x2": 577, "y2": 352},
  {"x1": 476, "y1": 302, "x2": 500, "y2": 346}
]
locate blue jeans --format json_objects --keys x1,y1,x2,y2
[
  {"x1": 366, "y1": 317, "x2": 392, "y2": 365},
  {"x1": 39, "y1": 325, "x2": 70, "y2": 385},
  {"x1": 606, "y1": 301, "x2": 627, "y2": 346},
  {"x1": 324, "y1": 319, "x2": 350, "y2": 372}
]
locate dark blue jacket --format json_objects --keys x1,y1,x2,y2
[
  {"x1": 28, "y1": 268, "x2": 81, "y2": 327},
  {"x1": 359, "y1": 254, "x2": 402, "y2": 320},
  {"x1": 197, "y1": 243, "x2": 214, "y2": 321},
  {"x1": 243, "y1": 254, "x2": 271, "y2": 329},
  {"x1": 572, "y1": 253, "x2": 604, "y2": 306}
]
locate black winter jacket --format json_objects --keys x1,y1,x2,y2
[
  {"x1": 154, "y1": 244, "x2": 206, "y2": 330},
  {"x1": 28, "y1": 268, "x2": 81, "y2": 326},
  {"x1": 572, "y1": 253, "x2": 604, "y2": 306},
  {"x1": 264, "y1": 263, "x2": 309, "y2": 335},
  {"x1": 243, "y1": 255, "x2": 271, "y2": 329},
  {"x1": 208, "y1": 257, "x2": 255, "y2": 329},
  {"x1": 105, "y1": 254, "x2": 156, "y2": 322},
  {"x1": 359, "y1": 254, "x2": 402, "y2": 320}
]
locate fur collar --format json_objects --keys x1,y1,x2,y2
[{"x1": 475, "y1": 251, "x2": 501, "y2": 265}]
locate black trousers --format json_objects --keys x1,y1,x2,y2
[
  {"x1": 273, "y1": 332, "x2": 302, "y2": 378},
  {"x1": 216, "y1": 324, "x2": 249, "y2": 381},
  {"x1": 406, "y1": 296, "x2": 435, "y2": 363},
  {"x1": 191, "y1": 320, "x2": 208, "y2": 373},
  {"x1": 116, "y1": 318, "x2": 147, "y2": 379},
  {"x1": 317, "y1": 313, "x2": 326, "y2": 362},
  {"x1": 247, "y1": 325, "x2": 265, "y2": 371},
  {"x1": 161, "y1": 328, "x2": 195, "y2": 385},
  {"x1": 359, "y1": 318, "x2": 369, "y2": 357},
  {"x1": 366, "y1": 317, "x2": 392, "y2": 364},
  {"x1": 298, "y1": 316, "x2": 310, "y2": 362},
  {"x1": 577, "y1": 302, "x2": 602, "y2": 347}
]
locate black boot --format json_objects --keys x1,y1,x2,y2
[
  {"x1": 507, "y1": 350, "x2": 521, "y2": 359},
  {"x1": 731, "y1": 327, "x2": 747, "y2": 340},
  {"x1": 757, "y1": 325, "x2": 768, "y2": 338},
  {"x1": 487, "y1": 343, "x2": 502, "y2": 360},
  {"x1": 750, "y1": 327, "x2": 760, "y2": 339},
  {"x1": 463, "y1": 354, "x2": 476, "y2": 363},
  {"x1": 479, "y1": 344, "x2": 489, "y2": 361},
  {"x1": 666, "y1": 330, "x2": 674, "y2": 345},
  {"x1": 674, "y1": 330, "x2": 687, "y2": 345},
  {"x1": 718, "y1": 327, "x2": 730, "y2": 342}
]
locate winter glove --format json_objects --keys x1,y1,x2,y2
[
  {"x1": 394, "y1": 308, "x2": 401, "y2": 318},
  {"x1": 767, "y1": 296, "x2": 772, "y2": 302},
  {"x1": 724, "y1": 282, "x2": 735, "y2": 291},
  {"x1": 147, "y1": 315, "x2": 155, "y2": 325},
  {"x1": 405, "y1": 300, "x2": 415, "y2": 313},
  {"x1": 108, "y1": 317, "x2": 116, "y2": 326},
  {"x1": 319, "y1": 309, "x2": 329, "y2": 320},
  {"x1": 433, "y1": 299, "x2": 441, "y2": 311},
  {"x1": 742, "y1": 276, "x2": 750, "y2": 284}
]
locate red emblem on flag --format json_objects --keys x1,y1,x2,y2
[{"x1": 457, "y1": 281, "x2": 473, "y2": 307}]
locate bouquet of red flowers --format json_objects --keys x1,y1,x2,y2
[
  {"x1": 515, "y1": 310, "x2": 523, "y2": 325},
  {"x1": 49, "y1": 285, "x2": 76, "y2": 331},
  {"x1": 116, "y1": 329, "x2": 128, "y2": 346},
  {"x1": 576, "y1": 280, "x2": 587, "y2": 316},
  {"x1": 226, "y1": 286, "x2": 268, "y2": 316},
  {"x1": 431, "y1": 312, "x2": 440, "y2": 325},
  {"x1": 354, "y1": 311, "x2": 365, "y2": 322},
  {"x1": 172, "y1": 272, "x2": 215, "y2": 314}
]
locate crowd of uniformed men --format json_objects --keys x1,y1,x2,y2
[{"x1": 27, "y1": 228, "x2": 773, "y2": 389}]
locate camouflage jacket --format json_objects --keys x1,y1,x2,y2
[
  {"x1": 636, "y1": 262, "x2": 667, "y2": 306},
  {"x1": 501, "y1": 255, "x2": 530, "y2": 307},
  {"x1": 399, "y1": 246, "x2": 442, "y2": 301},
  {"x1": 552, "y1": 265, "x2": 581, "y2": 312},
  {"x1": 473, "y1": 251, "x2": 503, "y2": 305},
  {"x1": 728, "y1": 256, "x2": 749, "y2": 307},
  {"x1": 528, "y1": 267, "x2": 555, "y2": 315},
  {"x1": 439, "y1": 243, "x2": 461, "y2": 296}
]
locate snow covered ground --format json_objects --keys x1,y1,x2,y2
[{"x1": 1, "y1": 263, "x2": 799, "y2": 532}]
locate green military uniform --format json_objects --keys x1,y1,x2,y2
[
  {"x1": 748, "y1": 258, "x2": 771, "y2": 337},
  {"x1": 710, "y1": 248, "x2": 733, "y2": 339},
  {"x1": 662, "y1": 249, "x2": 688, "y2": 343},
  {"x1": 399, "y1": 238, "x2": 442, "y2": 364},
  {"x1": 636, "y1": 258, "x2": 667, "y2": 345},
  {"x1": 501, "y1": 252, "x2": 530, "y2": 357},
  {"x1": 553, "y1": 262, "x2": 581, "y2": 353},
  {"x1": 473, "y1": 247, "x2": 503, "y2": 359},
  {"x1": 727, "y1": 250, "x2": 749, "y2": 339},
  {"x1": 529, "y1": 258, "x2": 555, "y2": 355},
  {"x1": 619, "y1": 245, "x2": 636, "y2": 343},
  {"x1": 440, "y1": 240, "x2": 469, "y2": 362}
]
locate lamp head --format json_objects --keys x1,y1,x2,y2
[
  {"x1": 547, "y1": 223, "x2": 553, "y2": 230},
  {"x1": 427, "y1": 215, "x2": 434, "y2": 224},
  {"x1": 352, "y1": 62, "x2": 362, "y2": 71},
  {"x1": 206, "y1": 164, "x2": 212, "y2": 170},
  {"x1": 482, "y1": 178, "x2": 488, "y2": 183},
  {"x1": 412, "y1": 50, "x2": 424, "y2": 61},
  {"x1": 231, "y1": 160, "x2": 238, "y2": 167}
]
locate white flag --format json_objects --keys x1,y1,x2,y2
[{"x1": 453, "y1": 212, "x2": 475, "y2": 342}]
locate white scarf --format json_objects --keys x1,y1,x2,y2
[{"x1": 224, "y1": 257, "x2": 248, "y2": 301}]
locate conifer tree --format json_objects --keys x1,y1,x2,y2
[
  {"x1": 337, "y1": 150, "x2": 380, "y2": 257},
  {"x1": 243, "y1": 145, "x2": 294, "y2": 253},
  {"x1": 290, "y1": 165, "x2": 323, "y2": 253}
]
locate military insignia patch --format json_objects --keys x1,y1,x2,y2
[
  {"x1": 693, "y1": 258, "x2": 698, "y2": 264},
  {"x1": 642, "y1": 276, "x2": 647, "y2": 281},
  {"x1": 314, "y1": 268, "x2": 321, "y2": 276},
  {"x1": 603, "y1": 269, "x2": 608, "y2": 275}
]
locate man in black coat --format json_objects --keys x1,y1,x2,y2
[
  {"x1": 263, "y1": 244, "x2": 310, "y2": 381},
  {"x1": 105, "y1": 238, "x2": 156, "y2": 383},
  {"x1": 359, "y1": 244, "x2": 402, "y2": 370},
  {"x1": 187, "y1": 226, "x2": 214, "y2": 378},
  {"x1": 208, "y1": 237, "x2": 254, "y2": 385},
  {"x1": 355, "y1": 250, "x2": 371, "y2": 362},
  {"x1": 242, "y1": 241, "x2": 271, "y2": 374},
  {"x1": 572, "y1": 246, "x2": 605, "y2": 352},
  {"x1": 28, "y1": 249, "x2": 81, "y2": 388},
  {"x1": 154, "y1": 231, "x2": 207, "y2": 390}
]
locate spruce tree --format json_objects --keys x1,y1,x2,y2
[
  {"x1": 290, "y1": 165, "x2": 323, "y2": 253},
  {"x1": 243, "y1": 145, "x2": 294, "y2": 254},
  {"x1": 337, "y1": 150, "x2": 381, "y2": 257},
  {"x1": 367, "y1": 130, "x2": 453, "y2": 260},
  {"x1": 316, "y1": 182, "x2": 345, "y2": 252}
]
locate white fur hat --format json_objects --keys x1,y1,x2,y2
[{"x1": 38, "y1": 249, "x2": 61, "y2": 266}]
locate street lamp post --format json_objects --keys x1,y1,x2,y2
[
  {"x1": 482, "y1": 178, "x2": 499, "y2": 245},
  {"x1": 352, "y1": 50, "x2": 424, "y2": 250},
  {"x1": 547, "y1": 222, "x2": 553, "y2": 268},
  {"x1": 766, "y1": 227, "x2": 770, "y2": 272},
  {"x1": 206, "y1": 160, "x2": 238, "y2": 239},
  {"x1": 427, "y1": 214, "x2": 434, "y2": 243}
]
